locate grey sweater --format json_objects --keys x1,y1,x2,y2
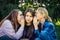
[{"x1": 0, "y1": 20, "x2": 24, "y2": 40}]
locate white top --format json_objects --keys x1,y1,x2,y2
[{"x1": 0, "y1": 20, "x2": 24, "y2": 40}]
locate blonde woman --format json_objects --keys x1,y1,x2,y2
[{"x1": 33, "y1": 7, "x2": 57, "y2": 40}]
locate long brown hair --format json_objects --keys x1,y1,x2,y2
[
  {"x1": 0, "y1": 9, "x2": 22, "y2": 32},
  {"x1": 24, "y1": 8, "x2": 35, "y2": 25},
  {"x1": 24, "y1": 8, "x2": 35, "y2": 38}
]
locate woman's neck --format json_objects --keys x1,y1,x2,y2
[
  {"x1": 26, "y1": 23, "x2": 31, "y2": 26},
  {"x1": 39, "y1": 18, "x2": 45, "y2": 24}
]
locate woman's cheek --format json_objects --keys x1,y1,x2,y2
[
  {"x1": 18, "y1": 16, "x2": 21, "y2": 21},
  {"x1": 30, "y1": 18, "x2": 32, "y2": 21}
]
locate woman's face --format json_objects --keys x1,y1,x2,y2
[
  {"x1": 17, "y1": 11, "x2": 23, "y2": 22},
  {"x1": 25, "y1": 12, "x2": 33, "y2": 24},
  {"x1": 36, "y1": 11, "x2": 44, "y2": 21}
]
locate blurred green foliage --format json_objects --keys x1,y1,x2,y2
[{"x1": 0, "y1": 0, "x2": 60, "y2": 21}]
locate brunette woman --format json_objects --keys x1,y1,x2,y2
[{"x1": 0, "y1": 9, "x2": 25, "y2": 40}]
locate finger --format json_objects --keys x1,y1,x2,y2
[{"x1": 21, "y1": 16, "x2": 24, "y2": 20}]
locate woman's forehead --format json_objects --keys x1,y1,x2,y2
[{"x1": 26, "y1": 12, "x2": 32, "y2": 15}]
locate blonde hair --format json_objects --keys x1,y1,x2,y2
[{"x1": 36, "y1": 7, "x2": 52, "y2": 22}]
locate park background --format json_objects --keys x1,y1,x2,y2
[{"x1": 0, "y1": 0, "x2": 60, "y2": 40}]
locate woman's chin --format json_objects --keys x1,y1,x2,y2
[{"x1": 26, "y1": 21, "x2": 30, "y2": 23}]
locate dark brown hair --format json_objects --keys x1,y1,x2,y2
[
  {"x1": 24, "y1": 8, "x2": 35, "y2": 38},
  {"x1": 24, "y1": 8, "x2": 35, "y2": 25}
]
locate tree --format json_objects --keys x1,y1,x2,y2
[{"x1": 0, "y1": 0, "x2": 19, "y2": 21}]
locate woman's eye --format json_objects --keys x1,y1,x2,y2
[
  {"x1": 30, "y1": 16, "x2": 32, "y2": 17},
  {"x1": 26, "y1": 15, "x2": 29, "y2": 17}
]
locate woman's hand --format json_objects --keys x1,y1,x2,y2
[
  {"x1": 33, "y1": 16, "x2": 38, "y2": 30},
  {"x1": 20, "y1": 16, "x2": 25, "y2": 27}
]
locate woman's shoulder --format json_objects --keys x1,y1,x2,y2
[
  {"x1": 44, "y1": 21, "x2": 55, "y2": 30},
  {"x1": 44, "y1": 21, "x2": 54, "y2": 27},
  {"x1": 1, "y1": 19, "x2": 13, "y2": 28},
  {"x1": 3, "y1": 19, "x2": 11, "y2": 23},
  {"x1": 48, "y1": 22, "x2": 54, "y2": 26}
]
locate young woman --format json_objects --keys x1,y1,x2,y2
[
  {"x1": 33, "y1": 7, "x2": 57, "y2": 40},
  {"x1": 0, "y1": 9, "x2": 25, "y2": 40},
  {"x1": 20, "y1": 8, "x2": 35, "y2": 40}
]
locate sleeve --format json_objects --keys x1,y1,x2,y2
[
  {"x1": 34, "y1": 30, "x2": 40, "y2": 37},
  {"x1": 14, "y1": 26, "x2": 24, "y2": 39},
  {"x1": 1, "y1": 20, "x2": 24, "y2": 40}
]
